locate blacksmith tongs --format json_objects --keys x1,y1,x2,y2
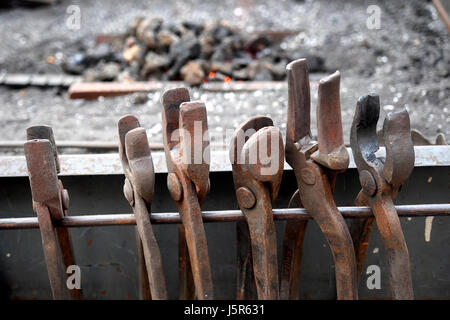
[
  {"x1": 24, "y1": 125, "x2": 80, "y2": 300},
  {"x1": 118, "y1": 115, "x2": 167, "y2": 299},
  {"x1": 161, "y1": 87, "x2": 214, "y2": 300},
  {"x1": 282, "y1": 58, "x2": 358, "y2": 300},
  {"x1": 230, "y1": 116, "x2": 284, "y2": 300},
  {"x1": 350, "y1": 94, "x2": 414, "y2": 299}
]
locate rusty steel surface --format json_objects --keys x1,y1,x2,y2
[
  {"x1": 283, "y1": 58, "x2": 358, "y2": 300},
  {"x1": 350, "y1": 94, "x2": 415, "y2": 300},
  {"x1": 230, "y1": 116, "x2": 283, "y2": 300},
  {"x1": 118, "y1": 115, "x2": 168, "y2": 299},
  {"x1": 24, "y1": 126, "x2": 80, "y2": 300},
  {"x1": 162, "y1": 87, "x2": 214, "y2": 300},
  {"x1": 67, "y1": 81, "x2": 289, "y2": 100},
  {"x1": 280, "y1": 190, "x2": 307, "y2": 300}
]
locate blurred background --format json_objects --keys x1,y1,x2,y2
[{"x1": 0, "y1": 0, "x2": 448, "y2": 154}]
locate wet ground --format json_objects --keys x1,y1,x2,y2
[{"x1": 0, "y1": 0, "x2": 448, "y2": 153}]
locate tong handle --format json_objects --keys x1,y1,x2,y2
[
  {"x1": 369, "y1": 194, "x2": 414, "y2": 299},
  {"x1": 125, "y1": 127, "x2": 155, "y2": 204}
]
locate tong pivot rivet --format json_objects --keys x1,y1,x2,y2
[
  {"x1": 300, "y1": 168, "x2": 316, "y2": 185},
  {"x1": 61, "y1": 189, "x2": 70, "y2": 211},
  {"x1": 167, "y1": 172, "x2": 183, "y2": 202},
  {"x1": 236, "y1": 187, "x2": 256, "y2": 209},
  {"x1": 359, "y1": 170, "x2": 377, "y2": 196}
]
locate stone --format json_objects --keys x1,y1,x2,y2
[
  {"x1": 123, "y1": 44, "x2": 141, "y2": 63},
  {"x1": 61, "y1": 53, "x2": 85, "y2": 74},
  {"x1": 127, "y1": 16, "x2": 144, "y2": 37},
  {"x1": 181, "y1": 60, "x2": 205, "y2": 86},
  {"x1": 132, "y1": 93, "x2": 149, "y2": 105},
  {"x1": 125, "y1": 36, "x2": 137, "y2": 48},
  {"x1": 98, "y1": 62, "x2": 121, "y2": 81},
  {"x1": 169, "y1": 34, "x2": 201, "y2": 61},
  {"x1": 182, "y1": 21, "x2": 204, "y2": 35},
  {"x1": 245, "y1": 35, "x2": 272, "y2": 54},
  {"x1": 141, "y1": 52, "x2": 170, "y2": 77},
  {"x1": 211, "y1": 61, "x2": 233, "y2": 75},
  {"x1": 157, "y1": 29, "x2": 179, "y2": 47},
  {"x1": 136, "y1": 17, "x2": 163, "y2": 41},
  {"x1": 141, "y1": 29, "x2": 156, "y2": 49}
]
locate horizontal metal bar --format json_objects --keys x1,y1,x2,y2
[
  {"x1": 68, "y1": 81, "x2": 292, "y2": 99},
  {"x1": 0, "y1": 204, "x2": 448, "y2": 230},
  {"x1": 0, "y1": 146, "x2": 449, "y2": 177}
]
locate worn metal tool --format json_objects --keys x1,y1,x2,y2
[
  {"x1": 230, "y1": 116, "x2": 284, "y2": 300},
  {"x1": 161, "y1": 87, "x2": 214, "y2": 300},
  {"x1": 24, "y1": 125, "x2": 80, "y2": 300},
  {"x1": 349, "y1": 94, "x2": 415, "y2": 300},
  {"x1": 282, "y1": 58, "x2": 358, "y2": 300},
  {"x1": 118, "y1": 115, "x2": 168, "y2": 299}
]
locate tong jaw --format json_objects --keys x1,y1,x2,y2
[
  {"x1": 25, "y1": 126, "x2": 66, "y2": 221},
  {"x1": 286, "y1": 59, "x2": 312, "y2": 148},
  {"x1": 382, "y1": 109, "x2": 415, "y2": 189},
  {"x1": 230, "y1": 116, "x2": 283, "y2": 203},
  {"x1": 118, "y1": 115, "x2": 154, "y2": 205},
  {"x1": 161, "y1": 88, "x2": 210, "y2": 201},
  {"x1": 351, "y1": 94, "x2": 414, "y2": 196},
  {"x1": 310, "y1": 71, "x2": 349, "y2": 170},
  {"x1": 179, "y1": 101, "x2": 210, "y2": 199}
]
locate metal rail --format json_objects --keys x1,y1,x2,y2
[
  {"x1": 1, "y1": 146, "x2": 449, "y2": 177},
  {"x1": 0, "y1": 204, "x2": 448, "y2": 230}
]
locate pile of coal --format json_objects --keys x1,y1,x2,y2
[{"x1": 62, "y1": 18, "x2": 326, "y2": 85}]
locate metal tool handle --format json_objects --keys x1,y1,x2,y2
[
  {"x1": 236, "y1": 220, "x2": 256, "y2": 300},
  {"x1": 349, "y1": 190, "x2": 373, "y2": 281},
  {"x1": 34, "y1": 202, "x2": 70, "y2": 300},
  {"x1": 369, "y1": 194, "x2": 414, "y2": 299},
  {"x1": 132, "y1": 189, "x2": 168, "y2": 299},
  {"x1": 295, "y1": 162, "x2": 358, "y2": 300},
  {"x1": 280, "y1": 190, "x2": 307, "y2": 300},
  {"x1": 232, "y1": 119, "x2": 283, "y2": 300},
  {"x1": 174, "y1": 175, "x2": 214, "y2": 300},
  {"x1": 239, "y1": 188, "x2": 279, "y2": 300}
]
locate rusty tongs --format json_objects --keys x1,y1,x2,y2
[
  {"x1": 24, "y1": 125, "x2": 80, "y2": 300},
  {"x1": 161, "y1": 87, "x2": 214, "y2": 300},
  {"x1": 118, "y1": 115, "x2": 167, "y2": 300},
  {"x1": 230, "y1": 116, "x2": 284, "y2": 300},
  {"x1": 350, "y1": 94, "x2": 415, "y2": 299},
  {"x1": 282, "y1": 59, "x2": 358, "y2": 300}
]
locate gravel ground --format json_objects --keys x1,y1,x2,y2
[{"x1": 0, "y1": 0, "x2": 448, "y2": 153}]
